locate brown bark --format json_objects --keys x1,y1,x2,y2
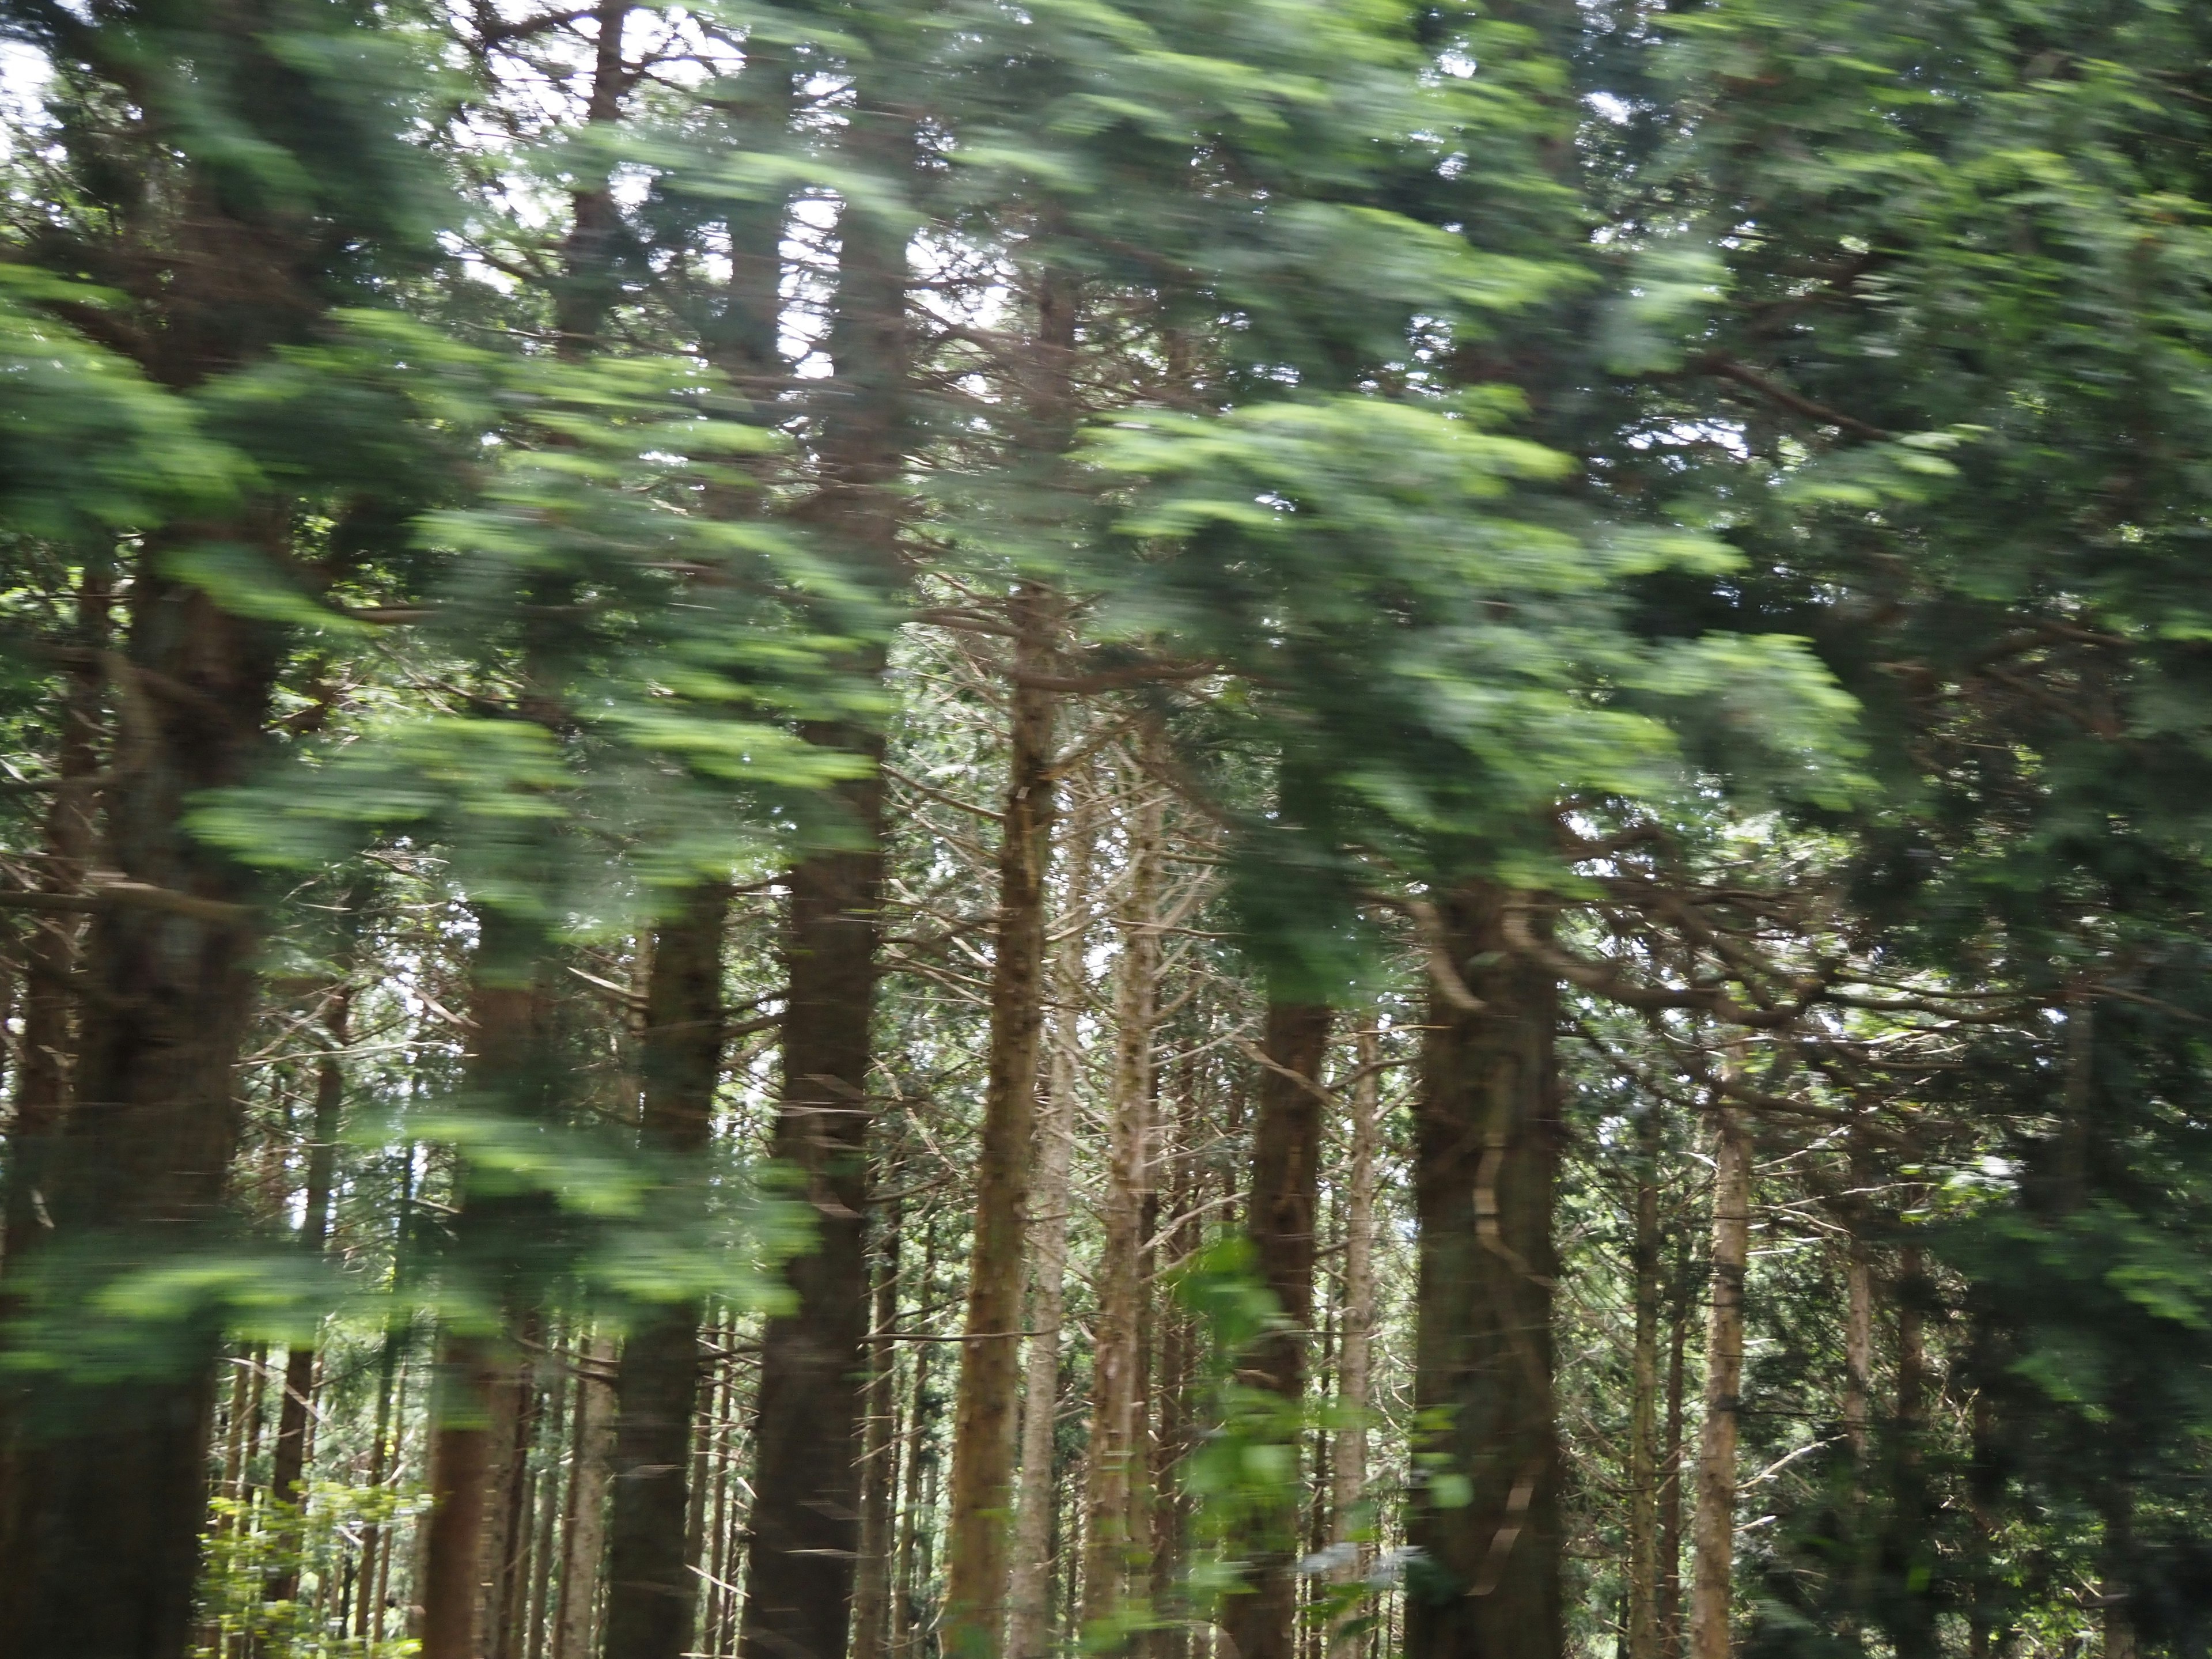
[
  {"x1": 1404, "y1": 883, "x2": 1560, "y2": 1659},
  {"x1": 1007, "y1": 788, "x2": 1097, "y2": 1659},
  {"x1": 554, "y1": 1334, "x2": 618, "y2": 1659},
  {"x1": 736, "y1": 43, "x2": 909, "y2": 1659},
  {"x1": 1221, "y1": 1001, "x2": 1335, "y2": 1659},
  {"x1": 603, "y1": 882, "x2": 733, "y2": 1659},
  {"x1": 2, "y1": 564, "x2": 106, "y2": 1281},
  {"x1": 421, "y1": 923, "x2": 548, "y2": 1659},
  {"x1": 853, "y1": 1201, "x2": 905, "y2": 1659},
  {"x1": 0, "y1": 552, "x2": 283, "y2": 1658},
  {"x1": 259, "y1": 971, "x2": 354, "y2": 1633},
  {"x1": 1658, "y1": 1233, "x2": 1690, "y2": 1659},
  {"x1": 1689, "y1": 1103, "x2": 1751, "y2": 1659},
  {"x1": 1081, "y1": 779, "x2": 1165, "y2": 1637},
  {"x1": 1627, "y1": 1108, "x2": 1662, "y2": 1659},
  {"x1": 1329, "y1": 1021, "x2": 1380, "y2": 1617},
  {"x1": 943, "y1": 589, "x2": 1060, "y2": 1659}
]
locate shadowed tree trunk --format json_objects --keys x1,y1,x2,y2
[
  {"x1": 1329, "y1": 1018, "x2": 1381, "y2": 1634},
  {"x1": 1659, "y1": 1230, "x2": 1690, "y2": 1659},
  {"x1": 1404, "y1": 883, "x2": 1560, "y2": 1659},
  {"x1": 603, "y1": 882, "x2": 732, "y2": 1659},
  {"x1": 1082, "y1": 778, "x2": 1165, "y2": 1638},
  {"x1": 1008, "y1": 789, "x2": 1097, "y2": 1659},
  {"x1": 736, "y1": 44, "x2": 911, "y2": 1659},
  {"x1": 1222, "y1": 1001, "x2": 1335, "y2": 1659},
  {"x1": 259, "y1": 959, "x2": 357, "y2": 1637},
  {"x1": 1689, "y1": 1101, "x2": 1750, "y2": 1659},
  {"x1": 555, "y1": 1334, "x2": 617, "y2": 1659},
  {"x1": 853, "y1": 1198, "x2": 904, "y2": 1659},
  {"x1": 1627, "y1": 1107, "x2": 1662, "y2": 1659},
  {"x1": 942, "y1": 586, "x2": 1060, "y2": 1659}
]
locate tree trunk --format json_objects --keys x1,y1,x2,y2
[
  {"x1": 1330, "y1": 1020, "x2": 1380, "y2": 1622},
  {"x1": 1, "y1": 562, "x2": 106, "y2": 1281},
  {"x1": 0, "y1": 551, "x2": 282, "y2": 1659},
  {"x1": 1689, "y1": 1103, "x2": 1750, "y2": 1659},
  {"x1": 1222, "y1": 1001, "x2": 1335, "y2": 1659},
  {"x1": 421, "y1": 920, "x2": 550, "y2": 1659},
  {"x1": 1008, "y1": 788, "x2": 1097, "y2": 1659},
  {"x1": 1658, "y1": 1231, "x2": 1690, "y2": 1659},
  {"x1": 1081, "y1": 779, "x2": 1165, "y2": 1637},
  {"x1": 555, "y1": 1335, "x2": 618, "y2": 1659},
  {"x1": 259, "y1": 970, "x2": 354, "y2": 1633},
  {"x1": 736, "y1": 52, "x2": 908, "y2": 1659},
  {"x1": 1404, "y1": 882, "x2": 1560, "y2": 1659},
  {"x1": 943, "y1": 589, "x2": 1060, "y2": 1659},
  {"x1": 1627, "y1": 1107, "x2": 1663, "y2": 1659},
  {"x1": 604, "y1": 882, "x2": 732, "y2": 1659},
  {"x1": 854, "y1": 1200, "x2": 905, "y2": 1659}
]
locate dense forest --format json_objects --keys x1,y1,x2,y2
[{"x1": 3, "y1": 3, "x2": 2211, "y2": 1659}]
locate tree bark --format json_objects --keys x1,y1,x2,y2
[
  {"x1": 0, "y1": 551, "x2": 283, "y2": 1659},
  {"x1": 736, "y1": 41, "x2": 909, "y2": 1659},
  {"x1": 853, "y1": 1200, "x2": 905, "y2": 1659},
  {"x1": 603, "y1": 882, "x2": 732, "y2": 1659},
  {"x1": 555, "y1": 1334, "x2": 618, "y2": 1659},
  {"x1": 1404, "y1": 882, "x2": 1560, "y2": 1659},
  {"x1": 1329, "y1": 1020, "x2": 1380, "y2": 1622},
  {"x1": 942, "y1": 590, "x2": 1060, "y2": 1659},
  {"x1": 1008, "y1": 788, "x2": 1097, "y2": 1659},
  {"x1": 1688, "y1": 1102, "x2": 1750, "y2": 1659},
  {"x1": 1081, "y1": 778, "x2": 1165, "y2": 1637},
  {"x1": 1, "y1": 562, "x2": 105, "y2": 1281},
  {"x1": 1222, "y1": 1001, "x2": 1335, "y2": 1659},
  {"x1": 259, "y1": 967, "x2": 354, "y2": 1633},
  {"x1": 1627, "y1": 1107, "x2": 1663, "y2": 1659},
  {"x1": 1658, "y1": 1231, "x2": 1690, "y2": 1659},
  {"x1": 421, "y1": 920, "x2": 550, "y2": 1659}
]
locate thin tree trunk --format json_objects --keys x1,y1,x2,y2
[
  {"x1": 1627, "y1": 1107, "x2": 1662, "y2": 1659},
  {"x1": 1222, "y1": 1001, "x2": 1335, "y2": 1659},
  {"x1": 892, "y1": 1226, "x2": 937, "y2": 1659},
  {"x1": 604, "y1": 882, "x2": 732, "y2": 1659},
  {"x1": 260, "y1": 967, "x2": 355, "y2": 1634},
  {"x1": 854, "y1": 1200, "x2": 906, "y2": 1659},
  {"x1": 555, "y1": 1335, "x2": 618, "y2": 1659},
  {"x1": 737, "y1": 51, "x2": 908, "y2": 1659},
  {"x1": 1081, "y1": 778, "x2": 1164, "y2": 1636},
  {"x1": 1404, "y1": 882, "x2": 1560, "y2": 1659},
  {"x1": 1008, "y1": 788, "x2": 1096, "y2": 1659},
  {"x1": 528, "y1": 1336, "x2": 568, "y2": 1659},
  {"x1": 943, "y1": 586, "x2": 1060, "y2": 1659},
  {"x1": 1329, "y1": 1021, "x2": 1380, "y2": 1623},
  {"x1": 1689, "y1": 1102, "x2": 1751, "y2": 1659},
  {"x1": 1658, "y1": 1230, "x2": 1690, "y2": 1659}
]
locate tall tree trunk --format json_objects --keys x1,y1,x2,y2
[
  {"x1": 0, "y1": 549, "x2": 283, "y2": 1659},
  {"x1": 1627, "y1": 1107, "x2": 1663, "y2": 1659},
  {"x1": 421, "y1": 921, "x2": 551, "y2": 1659},
  {"x1": 1081, "y1": 779, "x2": 1165, "y2": 1637},
  {"x1": 1404, "y1": 883, "x2": 1560, "y2": 1659},
  {"x1": 1007, "y1": 789, "x2": 1097, "y2": 1659},
  {"x1": 604, "y1": 882, "x2": 732, "y2": 1659},
  {"x1": 736, "y1": 52, "x2": 909, "y2": 1659},
  {"x1": 1658, "y1": 1232, "x2": 1690, "y2": 1659},
  {"x1": 1689, "y1": 1103, "x2": 1751, "y2": 1659},
  {"x1": 555, "y1": 1335, "x2": 618, "y2": 1659},
  {"x1": 1, "y1": 562, "x2": 106, "y2": 1281},
  {"x1": 942, "y1": 589, "x2": 1060, "y2": 1659},
  {"x1": 1330, "y1": 1020, "x2": 1380, "y2": 1623},
  {"x1": 259, "y1": 968, "x2": 355, "y2": 1632},
  {"x1": 854, "y1": 1200, "x2": 906, "y2": 1659},
  {"x1": 1222, "y1": 1001, "x2": 1335, "y2": 1659}
]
